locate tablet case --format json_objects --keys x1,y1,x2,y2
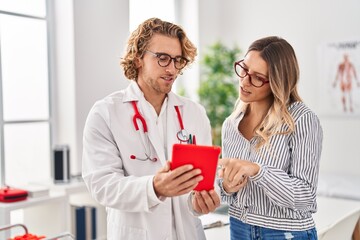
[
  {"x1": 0, "y1": 186, "x2": 28, "y2": 203},
  {"x1": 170, "y1": 144, "x2": 221, "y2": 191}
]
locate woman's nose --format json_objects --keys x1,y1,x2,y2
[{"x1": 240, "y1": 75, "x2": 252, "y2": 86}]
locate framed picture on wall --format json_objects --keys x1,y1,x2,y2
[{"x1": 318, "y1": 40, "x2": 360, "y2": 117}]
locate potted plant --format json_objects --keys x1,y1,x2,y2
[{"x1": 198, "y1": 42, "x2": 241, "y2": 146}]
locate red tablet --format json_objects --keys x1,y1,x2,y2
[{"x1": 170, "y1": 144, "x2": 221, "y2": 191}]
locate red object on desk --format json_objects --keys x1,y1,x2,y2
[
  {"x1": 10, "y1": 233, "x2": 46, "y2": 240},
  {"x1": 0, "y1": 186, "x2": 28, "y2": 203}
]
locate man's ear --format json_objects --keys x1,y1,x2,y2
[{"x1": 134, "y1": 57, "x2": 142, "y2": 68}]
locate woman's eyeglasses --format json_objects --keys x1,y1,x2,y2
[
  {"x1": 234, "y1": 60, "x2": 269, "y2": 88},
  {"x1": 145, "y1": 50, "x2": 189, "y2": 70}
]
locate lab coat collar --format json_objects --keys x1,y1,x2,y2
[
  {"x1": 122, "y1": 81, "x2": 145, "y2": 103},
  {"x1": 123, "y1": 80, "x2": 186, "y2": 166}
]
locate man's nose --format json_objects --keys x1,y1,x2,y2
[{"x1": 165, "y1": 60, "x2": 177, "y2": 73}]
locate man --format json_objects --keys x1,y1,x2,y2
[{"x1": 82, "y1": 18, "x2": 220, "y2": 240}]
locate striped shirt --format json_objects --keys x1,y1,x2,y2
[{"x1": 219, "y1": 101, "x2": 323, "y2": 231}]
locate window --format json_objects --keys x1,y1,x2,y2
[{"x1": 0, "y1": 0, "x2": 52, "y2": 186}]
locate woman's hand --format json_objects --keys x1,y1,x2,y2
[
  {"x1": 218, "y1": 158, "x2": 260, "y2": 193},
  {"x1": 192, "y1": 190, "x2": 220, "y2": 214},
  {"x1": 220, "y1": 173, "x2": 248, "y2": 193}
]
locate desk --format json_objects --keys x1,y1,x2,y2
[
  {"x1": 0, "y1": 181, "x2": 104, "y2": 239},
  {"x1": 203, "y1": 196, "x2": 360, "y2": 240},
  {"x1": 0, "y1": 193, "x2": 67, "y2": 239},
  {"x1": 313, "y1": 196, "x2": 360, "y2": 238}
]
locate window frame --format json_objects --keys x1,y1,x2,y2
[{"x1": 0, "y1": 0, "x2": 54, "y2": 186}]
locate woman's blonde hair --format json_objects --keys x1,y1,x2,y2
[
  {"x1": 120, "y1": 18, "x2": 197, "y2": 80},
  {"x1": 234, "y1": 36, "x2": 302, "y2": 148}
]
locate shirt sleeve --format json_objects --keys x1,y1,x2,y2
[
  {"x1": 251, "y1": 111, "x2": 323, "y2": 211},
  {"x1": 217, "y1": 178, "x2": 238, "y2": 206}
]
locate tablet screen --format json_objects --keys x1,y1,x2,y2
[{"x1": 170, "y1": 144, "x2": 221, "y2": 191}]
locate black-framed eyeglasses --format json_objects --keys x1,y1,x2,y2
[
  {"x1": 234, "y1": 60, "x2": 269, "y2": 88},
  {"x1": 145, "y1": 50, "x2": 189, "y2": 70}
]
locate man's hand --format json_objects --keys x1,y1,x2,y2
[
  {"x1": 153, "y1": 161, "x2": 203, "y2": 197},
  {"x1": 192, "y1": 190, "x2": 220, "y2": 214}
]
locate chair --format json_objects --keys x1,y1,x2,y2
[{"x1": 318, "y1": 208, "x2": 360, "y2": 240}]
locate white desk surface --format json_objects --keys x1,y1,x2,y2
[{"x1": 202, "y1": 196, "x2": 360, "y2": 240}]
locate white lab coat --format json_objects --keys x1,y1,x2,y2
[{"x1": 82, "y1": 81, "x2": 212, "y2": 240}]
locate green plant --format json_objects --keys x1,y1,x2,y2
[{"x1": 198, "y1": 42, "x2": 241, "y2": 146}]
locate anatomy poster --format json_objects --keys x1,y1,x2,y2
[{"x1": 318, "y1": 40, "x2": 360, "y2": 116}]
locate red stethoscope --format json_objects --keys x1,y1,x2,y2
[{"x1": 130, "y1": 101, "x2": 189, "y2": 162}]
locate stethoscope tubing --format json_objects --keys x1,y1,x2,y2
[
  {"x1": 130, "y1": 100, "x2": 189, "y2": 162},
  {"x1": 174, "y1": 104, "x2": 185, "y2": 130},
  {"x1": 131, "y1": 101, "x2": 148, "y2": 132}
]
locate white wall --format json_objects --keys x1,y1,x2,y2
[
  {"x1": 53, "y1": 0, "x2": 201, "y2": 175},
  {"x1": 52, "y1": 0, "x2": 77, "y2": 175},
  {"x1": 175, "y1": 0, "x2": 200, "y2": 101},
  {"x1": 198, "y1": 0, "x2": 360, "y2": 175},
  {"x1": 53, "y1": 0, "x2": 129, "y2": 174},
  {"x1": 53, "y1": 0, "x2": 360, "y2": 176}
]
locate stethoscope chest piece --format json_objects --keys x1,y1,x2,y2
[{"x1": 177, "y1": 129, "x2": 189, "y2": 142}]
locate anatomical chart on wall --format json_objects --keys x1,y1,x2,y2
[{"x1": 318, "y1": 40, "x2": 360, "y2": 116}]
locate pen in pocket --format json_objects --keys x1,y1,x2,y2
[
  {"x1": 187, "y1": 134, "x2": 196, "y2": 145},
  {"x1": 188, "y1": 134, "x2": 192, "y2": 144}
]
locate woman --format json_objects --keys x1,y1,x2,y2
[{"x1": 218, "y1": 36, "x2": 323, "y2": 240}]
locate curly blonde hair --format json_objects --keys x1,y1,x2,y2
[
  {"x1": 120, "y1": 18, "x2": 197, "y2": 80},
  {"x1": 233, "y1": 36, "x2": 302, "y2": 149}
]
